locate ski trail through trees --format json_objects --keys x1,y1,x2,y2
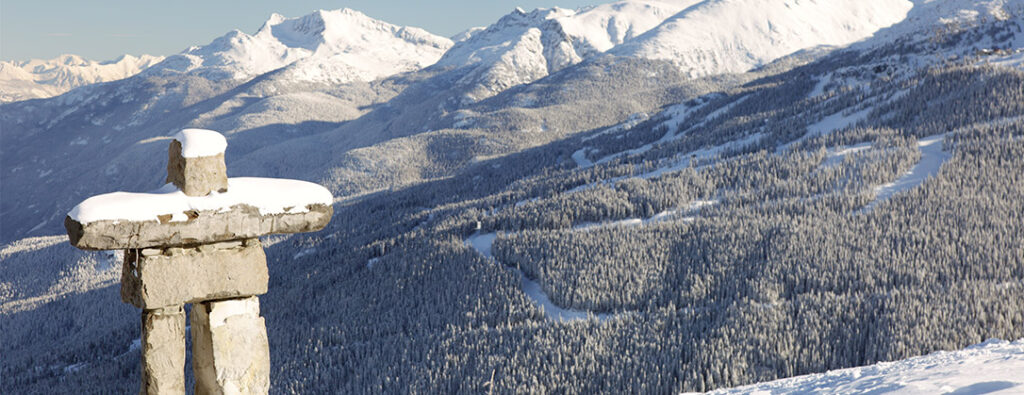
[
  {"x1": 465, "y1": 232, "x2": 613, "y2": 322},
  {"x1": 860, "y1": 134, "x2": 950, "y2": 212}
]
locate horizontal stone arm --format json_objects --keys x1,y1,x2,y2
[{"x1": 65, "y1": 203, "x2": 332, "y2": 250}]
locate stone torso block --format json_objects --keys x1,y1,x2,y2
[{"x1": 122, "y1": 239, "x2": 269, "y2": 309}]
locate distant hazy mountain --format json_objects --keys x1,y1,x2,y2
[
  {"x1": 0, "y1": 54, "x2": 163, "y2": 102},
  {"x1": 611, "y1": 0, "x2": 914, "y2": 77},
  {"x1": 145, "y1": 8, "x2": 452, "y2": 84}
]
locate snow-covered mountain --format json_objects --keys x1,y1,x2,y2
[
  {"x1": 432, "y1": 1, "x2": 695, "y2": 102},
  {"x1": 7, "y1": 1, "x2": 1024, "y2": 393},
  {"x1": 857, "y1": 0, "x2": 1024, "y2": 49},
  {"x1": 0, "y1": 54, "x2": 163, "y2": 102},
  {"x1": 145, "y1": 8, "x2": 453, "y2": 84},
  {"x1": 611, "y1": 0, "x2": 914, "y2": 77},
  {"x1": 709, "y1": 339, "x2": 1024, "y2": 394}
]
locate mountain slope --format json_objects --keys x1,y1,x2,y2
[
  {"x1": 857, "y1": 0, "x2": 1024, "y2": 49},
  {"x1": 7, "y1": 3, "x2": 1024, "y2": 393},
  {"x1": 611, "y1": 0, "x2": 914, "y2": 77},
  {"x1": 0, "y1": 54, "x2": 163, "y2": 102},
  {"x1": 0, "y1": 8, "x2": 447, "y2": 243},
  {"x1": 145, "y1": 8, "x2": 452, "y2": 83}
]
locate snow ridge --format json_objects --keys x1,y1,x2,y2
[
  {"x1": 144, "y1": 8, "x2": 453, "y2": 83},
  {"x1": 857, "y1": 0, "x2": 1024, "y2": 49},
  {"x1": 612, "y1": 0, "x2": 914, "y2": 77},
  {"x1": 433, "y1": 1, "x2": 694, "y2": 102},
  {"x1": 0, "y1": 54, "x2": 163, "y2": 102}
]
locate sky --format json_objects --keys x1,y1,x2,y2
[{"x1": 0, "y1": 0, "x2": 608, "y2": 62}]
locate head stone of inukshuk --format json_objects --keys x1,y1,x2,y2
[{"x1": 64, "y1": 129, "x2": 332, "y2": 395}]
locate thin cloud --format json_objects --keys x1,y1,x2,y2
[
  {"x1": 107, "y1": 33, "x2": 144, "y2": 38},
  {"x1": 46, "y1": 33, "x2": 72, "y2": 37}
]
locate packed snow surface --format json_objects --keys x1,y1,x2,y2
[
  {"x1": 173, "y1": 129, "x2": 228, "y2": 158},
  {"x1": 862, "y1": 134, "x2": 950, "y2": 211},
  {"x1": 612, "y1": 0, "x2": 913, "y2": 77},
  {"x1": 67, "y1": 178, "x2": 333, "y2": 224},
  {"x1": 709, "y1": 338, "x2": 1024, "y2": 395}
]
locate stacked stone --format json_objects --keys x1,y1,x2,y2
[{"x1": 65, "y1": 130, "x2": 332, "y2": 394}]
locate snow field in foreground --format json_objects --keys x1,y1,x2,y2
[{"x1": 707, "y1": 338, "x2": 1024, "y2": 395}]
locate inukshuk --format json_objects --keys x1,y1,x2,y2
[{"x1": 64, "y1": 129, "x2": 333, "y2": 394}]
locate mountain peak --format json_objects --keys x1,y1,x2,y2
[
  {"x1": 145, "y1": 8, "x2": 452, "y2": 83},
  {"x1": 432, "y1": 1, "x2": 695, "y2": 102},
  {"x1": 612, "y1": 0, "x2": 914, "y2": 77}
]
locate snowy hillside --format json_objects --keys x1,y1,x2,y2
[
  {"x1": 6, "y1": 1, "x2": 1024, "y2": 393},
  {"x1": 433, "y1": 1, "x2": 693, "y2": 102},
  {"x1": 711, "y1": 339, "x2": 1024, "y2": 394},
  {"x1": 0, "y1": 54, "x2": 163, "y2": 102},
  {"x1": 145, "y1": 8, "x2": 452, "y2": 83},
  {"x1": 611, "y1": 0, "x2": 913, "y2": 77},
  {"x1": 858, "y1": 0, "x2": 1024, "y2": 49}
]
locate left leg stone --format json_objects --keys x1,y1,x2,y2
[{"x1": 140, "y1": 305, "x2": 187, "y2": 394}]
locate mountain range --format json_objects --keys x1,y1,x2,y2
[
  {"x1": 0, "y1": 0, "x2": 915, "y2": 243},
  {"x1": 3, "y1": 0, "x2": 1024, "y2": 393},
  {"x1": 0, "y1": 54, "x2": 163, "y2": 102}
]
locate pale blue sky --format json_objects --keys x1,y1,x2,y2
[{"x1": 0, "y1": 1, "x2": 609, "y2": 61}]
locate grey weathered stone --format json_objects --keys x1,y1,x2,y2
[
  {"x1": 166, "y1": 139, "x2": 228, "y2": 197},
  {"x1": 65, "y1": 203, "x2": 332, "y2": 250},
  {"x1": 192, "y1": 297, "x2": 270, "y2": 395},
  {"x1": 141, "y1": 305, "x2": 187, "y2": 395},
  {"x1": 63, "y1": 129, "x2": 334, "y2": 393},
  {"x1": 122, "y1": 239, "x2": 268, "y2": 309}
]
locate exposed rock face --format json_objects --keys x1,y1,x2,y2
[
  {"x1": 122, "y1": 239, "x2": 269, "y2": 309},
  {"x1": 65, "y1": 203, "x2": 332, "y2": 250},
  {"x1": 166, "y1": 140, "x2": 228, "y2": 196},
  {"x1": 192, "y1": 297, "x2": 271, "y2": 395},
  {"x1": 141, "y1": 306, "x2": 187, "y2": 394}
]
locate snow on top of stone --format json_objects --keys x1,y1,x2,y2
[
  {"x1": 173, "y1": 128, "x2": 228, "y2": 158},
  {"x1": 67, "y1": 177, "x2": 333, "y2": 224}
]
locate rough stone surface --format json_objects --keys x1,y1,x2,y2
[
  {"x1": 141, "y1": 305, "x2": 187, "y2": 395},
  {"x1": 65, "y1": 203, "x2": 332, "y2": 250},
  {"x1": 166, "y1": 139, "x2": 228, "y2": 197},
  {"x1": 122, "y1": 239, "x2": 268, "y2": 309},
  {"x1": 192, "y1": 297, "x2": 270, "y2": 395}
]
